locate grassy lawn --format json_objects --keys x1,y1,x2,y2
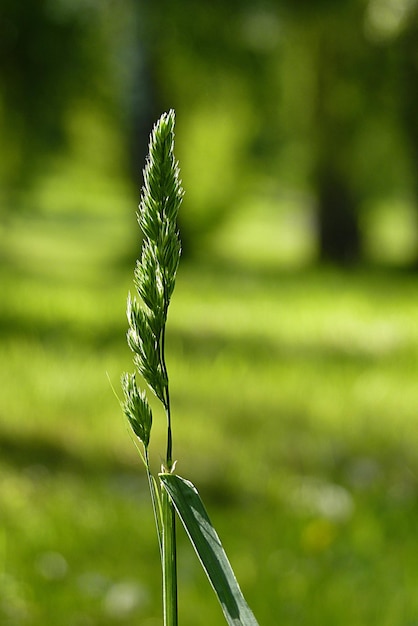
[{"x1": 1, "y1": 198, "x2": 418, "y2": 625}]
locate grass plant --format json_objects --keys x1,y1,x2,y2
[{"x1": 121, "y1": 110, "x2": 258, "y2": 625}]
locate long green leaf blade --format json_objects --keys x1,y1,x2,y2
[{"x1": 160, "y1": 473, "x2": 259, "y2": 626}]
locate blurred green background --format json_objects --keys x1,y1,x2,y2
[{"x1": 1, "y1": 0, "x2": 418, "y2": 624}]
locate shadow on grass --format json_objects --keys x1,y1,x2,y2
[
  {"x1": 0, "y1": 427, "x2": 255, "y2": 509},
  {"x1": 0, "y1": 429, "x2": 135, "y2": 477}
]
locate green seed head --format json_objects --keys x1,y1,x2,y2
[
  {"x1": 123, "y1": 109, "x2": 183, "y2": 447},
  {"x1": 121, "y1": 372, "x2": 152, "y2": 448}
]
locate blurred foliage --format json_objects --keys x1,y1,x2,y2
[
  {"x1": 0, "y1": 0, "x2": 116, "y2": 208},
  {"x1": 1, "y1": 0, "x2": 418, "y2": 261}
]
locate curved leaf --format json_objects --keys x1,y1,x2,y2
[{"x1": 160, "y1": 473, "x2": 259, "y2": 626}]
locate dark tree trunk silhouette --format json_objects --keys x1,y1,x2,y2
[
  {"x1": 398, "y1": 5, "x2": 418, "y2": 264},
  {"x1": 310, "y1": 9, "x2": 365, "y2": 265},
  {"x1": 316, "y1": 165, "x2": 361, "y2": 264}
]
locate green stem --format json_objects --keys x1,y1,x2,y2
[
  {"x1": 165, "y1": 392, "x2": 173, "y2": 470},
  {"x1": 145, "y1": 448, "x2": 163, "y2": 557},
  {"x1": 160, "y1": 321, "x2": 173, "y2": 470},
  {"x1": 162, "y1": 485, "x2": 178, "y2": 626},
  {"x1": 159, "y1": 316, "x2": 177, "y2": 624}
]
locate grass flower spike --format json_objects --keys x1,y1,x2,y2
[{"x1": 121, "y1": 108, "x2": 182, "y2": 465}]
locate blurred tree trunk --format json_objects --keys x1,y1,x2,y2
[
  {"x1": 316, "y1": 163, "x2": 361, "y2": 263},
  {"x1": 124, "y1": 3, "x2": 164, "y2": 189},
  {"x1": 128, "y1": 51, "x2": 161, "y2": 189},
  {"x1": 398, "y1": 4, "x2": 418, "y2": 264},
  {"x1": 310, "y1": 6, "x2": 364, "y2": 265}
]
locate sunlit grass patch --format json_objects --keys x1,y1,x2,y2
[
  {"x1": 0, "y1": 460, "x2": 162, "y2": 625},
  {"x1": 363, "y1": 198, "x2": 418, "y2": 265},
  {"x1": 210, "y1": 190, "x2": 316, "y2": 269},
  {"x1": 1, "y1": 196, "x2": 418, "y2": 624}
]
